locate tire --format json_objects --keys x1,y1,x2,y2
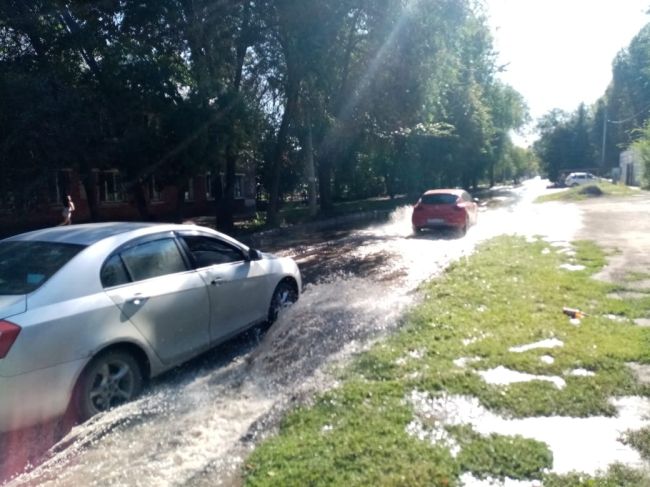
[
  {"x1": 268, "y1": 281, "x2": 298, "y2": 323},
  {"x1": 74, "y1": 349, "x2": 143, "y2": 421},
  {"x1": 458, "y1": 215, "x2": 469, "y2": 237}
]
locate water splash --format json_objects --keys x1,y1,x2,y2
[{"x1": 4, "y1": 179, "x2": 585, "y2": 486}]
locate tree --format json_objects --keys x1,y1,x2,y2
[
  {"x1": 1, "y1": 0, "x2": 528, "y2": 228},
  {"x1": 597, "y1": 23, "x2": 650, "y2": 169},
  {"x1": 632, "y1": 121, "x2": 650, "y2": 189},
  {"x1": 534, "y1": 105, "x2": 597, "y2": 182}
]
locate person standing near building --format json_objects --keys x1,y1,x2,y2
[{"x1": 59, "y1": 194, "x2": 75, "y2": 225}]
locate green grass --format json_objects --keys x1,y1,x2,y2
[
  {"x1": 535, "y1": 181, "x2": 639, "y2": 203},
  {"x1": 624, "y1": 271, "x2": 650, "y2": 283},
  {"x1": 456, "y1": 431, "x2": 552, "y2": 480},
  {"x1": 243, "y1": 236, "x2": 650, "y2": 486},
  {"x1": 622, "y1": 427, "x2": 650, "y2": 461}
]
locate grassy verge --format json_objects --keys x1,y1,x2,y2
[
  {"x1": 535, "y1": 182, "x2": 639, "y2": 203},
  {"x1": 244, "y1": 236, "x2": 650, "y2": 486}
]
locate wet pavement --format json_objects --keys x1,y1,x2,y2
[{"x1": 1, "y1": 179, "x2": 582, "y2": 486}]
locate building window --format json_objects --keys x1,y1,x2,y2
[
  {"x1": 148, "y1": 176, "x2": 162, "y2": 202},
  {"x1": 184, "y1": 178, "x2": 195, "y2": 202},
  {"x1": 49, "y1": 170, "x2": 72, "y2": 205},
  {"x1": 99, "y1": 171, "x2": 124, "y2": 203},
  {"x1": 205, "y1": 173, "x2": 214, "y2": 200}
]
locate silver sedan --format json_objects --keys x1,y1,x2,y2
[{"x1": 0, "y1": 222, "x2": 301, "y2": 433}]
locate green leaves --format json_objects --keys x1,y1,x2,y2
[{"x1": 2, "y1": 0, "x2": 528, "y2": 221}]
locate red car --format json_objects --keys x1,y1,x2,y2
[{"x1": 411, "y1": 189, "x2": 478, "y2": 235}]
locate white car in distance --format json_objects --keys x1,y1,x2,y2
[{"x1": 564, "y1": 172, "x2": 598, "y2": 187}]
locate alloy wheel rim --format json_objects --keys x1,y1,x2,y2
[
  {"x1": 88, "y1": 360, "x2": 135, "y2": 412},
  {"x1": 272, "y1": 286, "x2": 295, "y2": 320}
]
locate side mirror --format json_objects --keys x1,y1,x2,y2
[{"x1": 248, "y1": 248, "x2": 262, "y2": 261}]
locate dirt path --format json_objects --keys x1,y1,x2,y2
[{"x1": 576, "y1": 190, "x2": 650, "y2": 285}]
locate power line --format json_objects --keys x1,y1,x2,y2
[{"x1": 607, "y1": 102, "x2": 650, "y2": 125}]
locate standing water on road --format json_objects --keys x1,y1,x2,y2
[{"x1": 3, "y1": 179, "x2": 581, "y2": 486}]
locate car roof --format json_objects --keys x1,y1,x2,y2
[
  {"x1": 3, "y1": 222, "x2": 207, "y2": 246},
  {"x1": 422, "y1": 189, "x2": 465, "y2": 196}
]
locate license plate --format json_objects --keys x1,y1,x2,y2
[{"x1": 427, "y1": 218, "x2": 445, "y2": 224}]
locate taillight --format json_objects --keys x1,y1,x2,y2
[{"x1": 0, "y1": 320, "x2": 21, "y2": 359}]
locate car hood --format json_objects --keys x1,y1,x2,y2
[{"x1": 0, "y1": 295, "x2": 27, "y2": 320}]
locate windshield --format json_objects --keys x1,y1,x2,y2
[{"x1": 0, "y1": 241, "x2": 85, "y2": 295}]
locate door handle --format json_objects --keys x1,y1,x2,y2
[
  {"x1": 210, "y1": 277, "x2": 223, "y2": 286},
  {"x1": 129, "y1": 293, "x2": 146, "y2": 305}
]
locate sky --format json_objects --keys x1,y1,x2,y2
[{"x1": 485, "y1": 0, "x2": 649, "y2": 145}]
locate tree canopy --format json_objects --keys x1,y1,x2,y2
[
  {"x1": 534, "y1": 20, "x2": 650, "y2": 182},
  {"x1": 0, "y1": 0, "x2": 528, "y2": 228}
]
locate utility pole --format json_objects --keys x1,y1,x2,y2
[{"x1": 601, "y1": 106, "x2": 608, "y2": 167}]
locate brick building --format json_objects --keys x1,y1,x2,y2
[{"x1": 0, "y1": 168, "x2": 257, "y2": 235}]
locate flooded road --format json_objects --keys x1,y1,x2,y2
[{"x1": 2, "y1": 179, "x2": 579, "y2": 486}]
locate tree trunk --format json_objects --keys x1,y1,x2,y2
[
  {"x1": 216, "y1": 0, "x2": 252, "y2": 233},
  {"x1": 267, "y1": 79, "x2": 299, "y2": 226},
  {"x1": 80, "y1": 170, "x2": 99, "y2": 222},
  {"x1": 176, "y1": 182, "x2": 187, "y2": 222},
  {"x1": 218, "y1": 152, "x2": 236, "y2": 233},
  {"x1": 318, "y1": 154, "x2": 333, "y2": 212},
  {"x1": 131, "y1": 180, "x2": 152, "y2": 221},
  {"x1": 303, "y1": 112, "x2": 318, "y2": 216}
]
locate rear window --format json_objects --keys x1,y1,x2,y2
[
  {"x1": 0, "y1": 241, "x2": 85, "y2": 295},
  {"x1": 420, "y1": 193, "x2": 458, "y2": 205}
]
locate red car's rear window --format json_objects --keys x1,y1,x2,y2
[{"x1": 420, "y1": 194, "x2": 458, "y2": 205}]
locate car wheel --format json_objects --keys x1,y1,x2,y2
[
  {"x1": 571, "y1": 183, "x2": 579, "y2": 187},
  {"x1": 458, "y1": 215, "x2": 469, "y2": 236},
  {"x1": 74, "y1": 349, "x2": 143, "y2": 421},
  {"x1": 268, "y1": 281, "x2": 298, "y2": 323}
]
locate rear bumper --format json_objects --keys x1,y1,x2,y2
[
  {"x1": 412, "y1": 214, "x2": 466, "y2": 229},
  {"x1": 0, "y1": 359, "x2": 85, "y2": 433}
]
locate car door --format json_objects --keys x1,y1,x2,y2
[
  {"x1": 102, "y1": 236, "x2": 211, "y2": 365},
  {"x1": 178, "y1": 234, "x2": 269, "y2": 343}
]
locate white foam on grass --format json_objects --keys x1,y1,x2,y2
[
  {"x1": 568, "y1": 369, "x2": 596, "y2": 378},
  {"x1": 454, "y1": 357, "x2": 482, "y2": 368},
  {"x1": 509, "y1": 339, "x2": 564, "y2": 353},
  {"x1": 559, "y1": 263, "x2": 586, "y2": 272},
  {"x1": 408, "y1": 391, "x2": 650, "y2": 475},
  {"x1": 478, "y1": 366, "x2": 566, "y2": 389}
]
